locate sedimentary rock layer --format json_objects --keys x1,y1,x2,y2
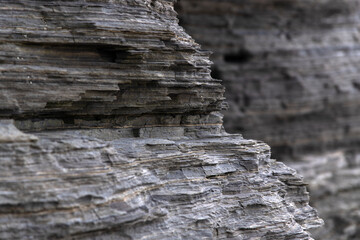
[
  {"x1": 176, "y1": 0, "x2": 360, "y2": 239},
  {"x1": 0, "y1": 0, "x2": 322, "y2": 239},
  {"x1": 0, "y1": 0, "x2": 224, "y2": 133},
  {"x1": 0, "y1": 120, "x2": 322, "y2": 239}
]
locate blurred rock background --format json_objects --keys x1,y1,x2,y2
[{"x1": 176, "y1": 0, "x2": 360, "y2": 239}]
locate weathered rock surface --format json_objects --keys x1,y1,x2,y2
[
  {"x1": 0, "y1": 0, "x2": 322, "y2": 239},
  {"x1": 0, "y1": 0, "x2": 224, "y2": 133},
  {"x1": 176, "y1": 0, "x2": 360, "y2": 239},
  {"x1": 0, "y1": 120, "x2": 322, "y2": 239}
]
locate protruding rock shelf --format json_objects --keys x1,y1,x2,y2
[
  {"x1": 0, "y1": 1, "x2": 322, "y2": 239},
  {"x1": 0, "y1": 120, "x2": 322, "y2": 239},
  {"x1": 0, "y1": 0, "x2": 224, "y2": 133}
]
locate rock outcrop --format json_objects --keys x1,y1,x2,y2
[
  {"x1": 0, "y1": 0, "x2": 322, "y2": 239},
  {"x1": 176, "y1": 0, "x2": 360, "y2": 239}
]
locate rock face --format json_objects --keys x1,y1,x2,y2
[
  {"x1": 0, "y1": 120, "x2": 322, "y2": 239},
  {"x1": 176, "y1": 0, "x2": 360, "y2": 239},
  {"x1": 0, "y1": 0, "x2": 322, "y2": 239},
  {"x1": 0, "y1": 0, "x2": 224, "y2": 133}
]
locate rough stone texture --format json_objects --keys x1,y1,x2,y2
[
  {"x1": 0, "y1": 0, "x2": 225, "y2": 133},
  {"x1": 0, "y1": 0, "x2": 322, "y2": 239},
  {"x1": 0, "y1": 120, "x2": 323, "y2": 239},
  {"x1": 176, "y1": 0, "x2": 360, "y2": 239}
]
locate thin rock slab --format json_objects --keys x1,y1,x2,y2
[{"x1": 0, "y1": 121, "x2": 322, "y2": 239}]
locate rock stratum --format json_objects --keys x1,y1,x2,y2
[
  {"x1": 0, "y1": 0, "x2": 322, "y2": 239},
  {"x1": 176, "y1": 0, "x2": 360, "y2": 239}
]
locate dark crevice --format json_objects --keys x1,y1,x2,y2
[
  {"x1": 62, "y1": 117, "x2": 75, "y2": 125},
  {"x1": 224, "y1": 49, "x2": 253, "y2": 64},
  {"x1": 21, "y1": 42, "x2": 132, "y2": 64},
  {"x1": 210, "y1": 66, "x2": 222, "y2": 80},
  {"x1": 132, "y1": 128, "x2": 140, "y2": 137},
  {"x1": 0, "y1": 201, "x2": 60, "y2": 214},
  {"x1": 352, "y1": 81, "x2": 360, "y2": 91},
  {"x1": 97, "y1": 48, "x2": 128, "y2": 63},
  {"x1": 243, "y1": 94, "x2": 251, "y2": 107}
]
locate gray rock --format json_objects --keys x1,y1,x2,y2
[
  {"x1": 0, "y1": 0, "x2": 322, "y2": 239},
  {"x1": 0, "y1": 121, "x2": 322, "y2": 239}
]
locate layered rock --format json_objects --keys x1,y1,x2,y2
[
  {"x1": 176, "y1": 0, "x2": 360, "y2": 239},
  {"x1": 0, "y1": 0, "x2": 224, "y2": 134},
  {"x1": 0, "y1": 120, "x2": 322, "y2": 239},
  {"x1": 0, "y1": 0, "x2": 321, "y2": 239}
]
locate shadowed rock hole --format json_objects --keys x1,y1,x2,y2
[
  {"x1": 97, "y1": 48, "x2": 129, "y2": 63},
  {"x1": 243, "y1": 94, "x2": 251, "y2": 107},
  {"x1": 352, "y1": 81, "x2": 360, "y2": 91},
  {"x1": 224, "y1": 49, "x2": 253, "y2": 64},
  {"x1": 211, "y1": 66, "x2": 222, "y2": 79},
  {"x1": 133, "y1": 128, "x2": 140, "y2": 137},
  {"x1": 62, "y1": 117, "x2": 74, "y2": 125}
]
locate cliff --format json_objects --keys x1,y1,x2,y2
[
  {"x1": 0, "y1": 0, "x2": 322, "y2": 239},
  {"x1": 176, "y1": 0, "x2": 360, "y2": 239}
]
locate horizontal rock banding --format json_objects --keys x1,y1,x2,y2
[
  {"x1": 0, "y1": 1, "x2": 322, "y2": 239},
  {"x1": 0, "y1": 120, "x2": 322, "y2": 239}
]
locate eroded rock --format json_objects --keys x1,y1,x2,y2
[
  {"x1": 0, "y1": 121, "x2": 322, "y2": 239},
  {"x1": 0, "y1": 0, "x2": 322, "y2": 239}
]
